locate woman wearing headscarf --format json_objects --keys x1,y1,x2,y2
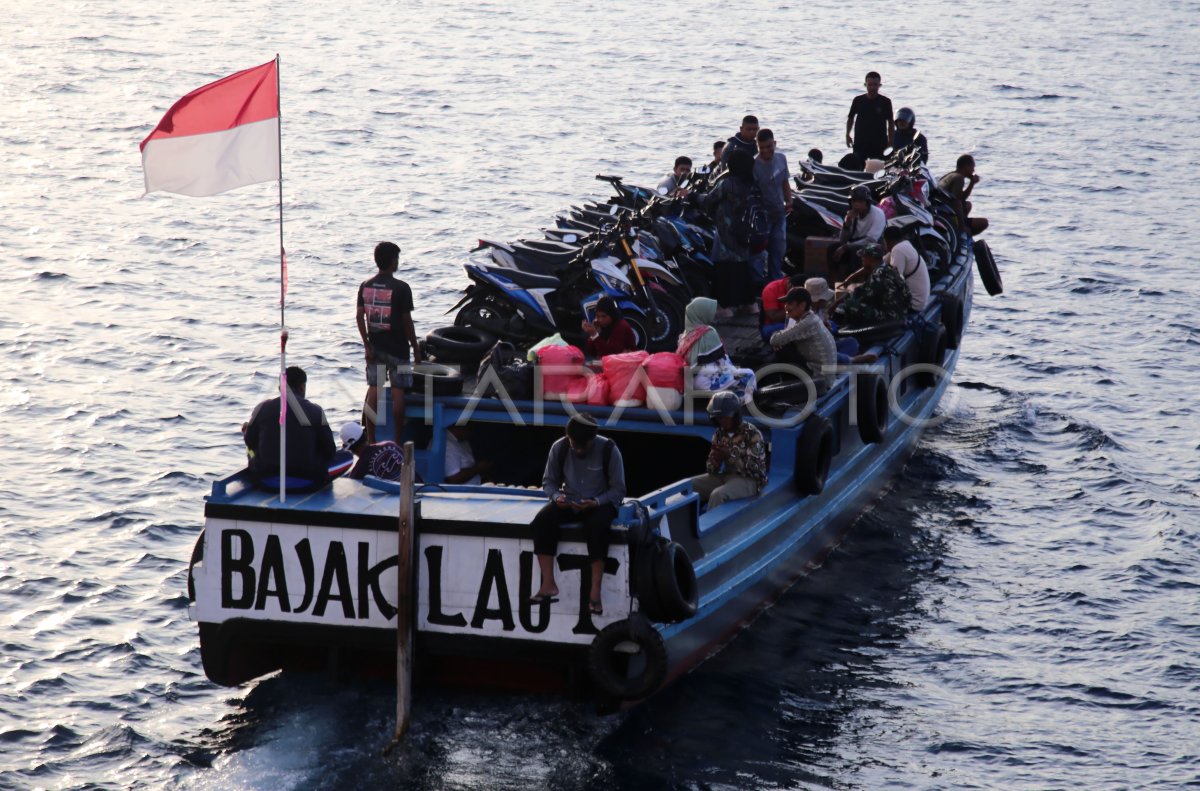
[
  {"x1": 582, "y1": 297, "x2": 638, "y2": 357},
  {"x1": 703, "y1": 147, "x2": 758, "y2": 314},
  {"x1": 676, "y1": 297, "x2": 756, "y2": 401}
]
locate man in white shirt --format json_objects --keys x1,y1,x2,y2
[
  {"x1": 656, "y1": 156, "x2": 693, "y2": 197},
  {"x1": 444, "y1": 424, "x2": 490, "y2": 485},
  {"x1": 882, "y1": 226, "x2": 930, "y2": 311},
  {"x1": 833, "y1": 185, "x2": 886, "y2": 264}
]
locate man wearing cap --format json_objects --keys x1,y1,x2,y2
[
  {"x1": 836, "y1": 243, "x2": 912, "y2": 326},
  {"x1": 357, "y1": 241, "x2": 421, "y2": 445},
  {"x1": 805, "y1": 277, "x2": 878, "y2": 365},
  {"x1": 243, "y1": 366, "x2": 336, "y2": 491},
  {"x1": 768, "y1": 288, "x2": 838, "y2": 391},
  {"x1": 530, "y1": 414, "x2": 626, "y2": 616},
  {"x1": 832, "y1": 185, "x2": 886, "y2": 265},
  {"x1": 338, "y1": 421, "x2": 405, "y2": 481},
  {"x1": 691, "y1": 391, "x2": 767, "y2": 510}
]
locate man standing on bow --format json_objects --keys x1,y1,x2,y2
[
  {"x1": 846, "y1": 71, "x2": 894, "y2": 161},
  {"x1": 357, "y1": 241, "x2": 421, "y2": 444}
]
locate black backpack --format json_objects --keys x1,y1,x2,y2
[{"x1": 731, "y1": 182, "x2": 770, "y2": 252}]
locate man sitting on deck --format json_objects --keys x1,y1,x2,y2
[
  {"x1": 530, "y1": 414, "x2": 626, "y2": 616},
  {"x1": 768, "y1": 288, "x2": 839, "y2": 393},
  {"x1": 338, "y1": 422, "x2": 405, "y2": 481},
  {"x1": 835, "y1": 243, "x2": 912, "y2": 327},
  {"x1": 243, "y1": 366, "x2": 336, "y2": 492},
  {"x1": 691, "y1": 391, "x2": 768, "y2": 510}
]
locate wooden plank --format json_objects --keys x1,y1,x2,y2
[{"x1": 383, "y1": 441, "x2": 416, "y2": 755}]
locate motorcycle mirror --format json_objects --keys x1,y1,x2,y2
[
  {"x1": 562, "y1": 233, "x2": 578, "y2": 244},
  {"x1": 657, "y1": 186, "x2": 669, "y2": 196}
]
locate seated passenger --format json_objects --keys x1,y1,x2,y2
[
  {"x1": 243, "y1": 366, "x2": 335, "y2": 491},
  {"x1": 938, "y1": 154, "x2": 989, "y2": 235},
  {"x1": 702, "y1": 140, "x2": 725, "y2": 174},
  {"x1": 835, "y1": 244, "x2": 912, "y2": 327},
  {"x1": 339, "y1": 422, "x2": 405, "y2": 481},
  {"x1": 582, "y1": 297, "x2": 638, "y2": 358},
  {"x1": 657, "y1": 156, "x2": 693, "y2": 197},
  {"x1": 769, "y1": 288, "x2": 838, "y2": 392},
  {"x1": 760, "y1": 273, "x2": 806, "y2": 340},
  {"x1": 443, "y1": 423, "x2": 491, "y2": 485},
  {"x1": 832, "y1": 185, "x2": 886, "y2": 264},
  {"x1": 530, "y1": 414, "x2": 626, "y2": 616},
  {"x1": 804, "y1": 277, "x2": 874, "y2": 365},
  {"x1": 883, "y1": 226, "x2": 930, "y2": 311},
  {"x1": 676, "y1": 297, "x2": 757, "y2": 403},
  {"x1": 690, "y1": 391, "x2": 767, "y2": 510},
  {"x1": 890, "y1": 107, "x2": 929, "y2": 163}
]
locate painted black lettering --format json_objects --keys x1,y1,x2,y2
[
  {"x1": 358, "y1": 542, "x2": 398, "y2": 620},
  {"x1": 470, "y1": 548, "x2": 515, "y2": 631},
  {"x1": 558, "y1": 554, "x2": 620, "y2": 635},
  {"x1": 425, "y1": 545, "x2": 467, "y2": 627},
  {"x1": 518, "y1": 550, "x2": 550, "y2": 633},
  {"x1": 254, "y1": 534, "x2": 291, "y2": 612},
  {"x1": 293, "y1": 538, "x2": 314, "y2": 613},
  {"x1": 221, "y1": 529, "x2": 255, "y2": 609},
  {"x1": 313, "y1": 541, "x2": 355, "y2": 619}
]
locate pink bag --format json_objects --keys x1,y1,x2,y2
[
  {"x1": 585, "y1": 372, "x2": 609, "y2": 406},
  {"x1": 603, "y1": 350, "x2": 650, "y2": 405},
  {"x1": 879, "y1": 196, "x2": 896, "y2": 220},
  {"x1": 537, "y1": 344, "x2": 585, "y2": 397},
  {"x1": 643, "y1": 352, "x2": 686, "y2": 391},
  {"x1": 564, "y1": 375, "x2": 590, "y2": 403}
]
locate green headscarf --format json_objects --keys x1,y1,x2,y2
[{"x1": 678, "y1": 297, "x2": 723, "y2": 365}]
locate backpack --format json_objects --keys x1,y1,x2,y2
[
  {"x1": 731, "y1": 182, "x2": 770, "y2": 253},
  {"x1": 476, "y1": 340, "x2": 518, "y2": 379}
]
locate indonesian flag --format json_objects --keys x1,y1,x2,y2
[{"x1": 140, "y1": 59, "x2": 279, "y2": 197}]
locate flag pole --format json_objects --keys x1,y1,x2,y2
[{"x1": 276, "y1": 53, "x2": 287, "y2": 504}]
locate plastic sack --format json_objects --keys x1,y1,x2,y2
[
  {"x1": 603, "y1": 350, "x2": 650, "y2": 406},
  {"x1": 527, "y1": 332, "x2": 567, "y2": 362},
  {"x1": 563, "y1": 375, "x2": 591, "y2": 404},
  {"x1": 537, "y1": 344, "x2": 585, "y2": 397},
  {"x1": 585, "y1": 373, "x2": 610, "y2": 406},
  {"x1": 878, "y1": 196, "x2": 897, "y2": 220},
  {"x1": 646, "y1": 386, "x2": 683, "y2": 411},
  {"x1": 643, "y1": 352, "x2": 686, "y2": 391}
]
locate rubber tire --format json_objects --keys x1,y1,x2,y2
[
  {"x1": 643, "y1": 293, "x2": 685, "y2": 353},
  {"x1": 651, "y1": 541, "x2": 698, "y2": 623},
  {"x1": 454, "y1": 298, "x2": 516, "y2": 337},
  {"x1": 940, "y1": 294, "x2": 964, "y2": 350},
  {"x1": 406, "y1": 361, "x2": 464, "y2": 396},
  {"x1": 856, "y1": 373, "x2": 888, "y2": 444},
  {"x1": 622, "y1": 315, "x2": 649, "y2": 352},
  {"x1": 425, "y1": 326, "x2": 497, "y2": 364},
  {"x1": 974, "y1": 239, "x2": 1003, "y2": 296},
  {"x1": 633, "y1": 536, "x2": 668, "y2": 621},
  {"x1": 836, "y1": 319, "x2": 908, "y2": 348},
  {"x1": 587, "y1": 616, "x2": 668, "y2": 700},
  {"x1": 917, "y1": 325, "x2": 948, "y2": 388},
  {"x1": 794, "y1": 415, "x2": 833, "y2": 496}
]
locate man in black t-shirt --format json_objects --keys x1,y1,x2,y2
[
  {"x1": 243, "y1": 365, "x2": 336, "y2": 491},
  {"x1": 719, "y1": 115, "x2": 760, "y2": 168},
  {"x1": 356, "y1": 241, "x2": 421, "y2": 443},
  {"x1": 845, "y1": 71, "x2": 894, "y2": 161}
]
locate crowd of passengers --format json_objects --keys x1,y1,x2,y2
[{"x1": 240, "y1": 73, "x2": 990, "y2": 613}]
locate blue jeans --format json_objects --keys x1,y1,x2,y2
[{"x1": 753, "y1": 215, "x2": 788, "y2": 283}]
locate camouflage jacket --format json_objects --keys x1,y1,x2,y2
[
  {"x1": 837, "y1": 265, "x2": 912, "y2": 326},
  {"x1": 706, "y1": 421, "x2": 768, "y2": 490}
]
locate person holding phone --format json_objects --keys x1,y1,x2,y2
[{"x1": 581, "y1": 297, "x2": 638, "y2": 358}]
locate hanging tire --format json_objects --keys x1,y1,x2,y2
[
  {"x1": 651, "y1": 541, "x2": 698, "y2": 623},
  {"x1": 633, "y1": 535, "x2": 668, "y2": 621},
  {"x1": 917, "y1": 325, "x2": 948, "y2": 388},
  {"x1": 587, "y1": 614, "x2": 668, "y2": 700},
  {"x1": 856, "y1": 373, "x2": 888, "y2": 444},
  {"x1": 973, "y1": 239, "x2": 1003, "y2": 296},
  {"x1": 940, "y1": 294, "x2": 964, "y2": 350},
  {"x1": 794, "y1": 415, "x2": 833, "y2": 495},
  {"x1": 407, "y1": 362, "x2": 464, "y2": 396},
  {"x1": 425, "y1": 326, "x2": 497, "y2": 364}
]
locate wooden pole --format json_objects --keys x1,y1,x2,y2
[{"x1": 383, "y1": 440, "x2": 416, "y2": 755}]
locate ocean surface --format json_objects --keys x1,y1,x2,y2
[{"x1": 2, "y1": 0, "x2": 1198, "y2": 788}]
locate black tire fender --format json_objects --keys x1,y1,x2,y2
[
  {"x1": 940, "y1": 294, "x2": 964, "y2": 350},
  {"x1": 856, "y1": 373, "x2": 888, "y2": 444},
  {"x1": 651, "y1": 541, "x2": 698, "y2": 623},
  {"x1": 406, "y1": 361, "x2": 464, "y2": 396},
  {"x1": 836, "y1": 319, "x2": 908, "y2": 349},
  {"x1": 425, "y1": 326, "x2": 497, "y2": 363},
  {"x1": 633, "y1": 535, "x2": 668, "y2": 622},
  {"x1": 587, "y1": 614, "x2": 668, "y2": 701},
  {"x1": 917, "y1": 325, "x2": 948, "y2": 388},
  {"x1": 973, "y1": 239, "x2": 1003, "y2": 296},
  {"x1": 794, "y1": 415, "x2": 833, "y2": 495}
]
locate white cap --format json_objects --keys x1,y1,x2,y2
[{"x1": 339, "y1": 422, "x2": 365, "y2": 450}]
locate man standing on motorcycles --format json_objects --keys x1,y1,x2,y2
[
  {"x1": 846, "y1": 71, "x2": 894, "y2": 161},
  {"x1": 356, "y1": 241, "x2": 421, "y2": 444},
  {"x1": 719, "y1": 115, "x2": 759, "y2": 167},
  {"x1": 754, "y1": 128, "x2": 793, "y2": 284}
]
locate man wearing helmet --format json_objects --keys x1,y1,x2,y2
[
  {"x1": 832, "y1": 185, "x2": 886, "y2": 265},
  {"x1": 891, "y1": 107, "x2": 928, "y2": 163},
  {"x1": 690, "y1": 391, "x2": 768, "y2": 510}
]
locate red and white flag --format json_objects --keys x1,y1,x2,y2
[{"x1": 140, "y1": 59, "x2": 280, "y2": 197}]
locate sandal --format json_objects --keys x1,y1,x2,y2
[
  {"x1": 529, "y1": 592, "x2": 559, "y2": 605},
  {"x1": 589, "y1": 599, "x2": 603, "y2": 616}
]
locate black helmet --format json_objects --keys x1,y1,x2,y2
[
  {"x1": 850, "y1": 185, "x2": 873, "y2": 204},
  {"x1": 896, "y1": 107, "x2": 916, "y2": 124},
  {"x1": 707, "y1": 391, "x2": 742, "y2": 420}
]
